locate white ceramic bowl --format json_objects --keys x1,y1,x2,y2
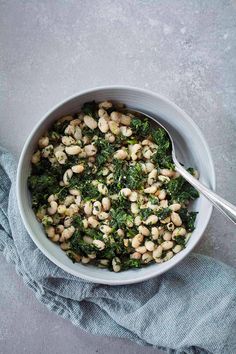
[{"x1": 17, "y1": 86, "x2": 215, "y2": 285}]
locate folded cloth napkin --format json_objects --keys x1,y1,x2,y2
[{"x1": 0, "y1": 146, "x2": 235, "y2": 354}]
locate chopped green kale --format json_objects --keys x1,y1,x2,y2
[
  {"x1": 95, "y1": 138, "x2": 115, "y2": 166},
  {"x1": 130, "y1": 117, "x2": 150, "y2": 137},
  {"x1": 156, "y1": 207, "x2": 171, "y2": 220},
  {"x1": 110, "y1": 208, "x2": 133, "y2": 229},
  {"x1": 81, "y1": 101, "x2": 97, "y2": 116},
  {"x1": 167, "y1": 176, "x2": 199, "y2": 203},
  {"x1": 121, "y1": 259, "x2": 141, "y2": 270},
  {"x1": 178, "y1": 208, "x2": 198, "y2": 232}
]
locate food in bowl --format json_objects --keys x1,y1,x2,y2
[{"x1": 28, "y1": 100, "x2": 199, "y2": 272}]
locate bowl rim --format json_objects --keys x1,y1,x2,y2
[{"x1": 16, "y1": 85, "x2": 216, "y2": 285}]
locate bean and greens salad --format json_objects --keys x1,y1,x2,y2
[{"x1": 29, "y1": 100, "x2": 199, "y2": 272}]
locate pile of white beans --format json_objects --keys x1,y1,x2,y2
[{"x1": 30, "y1": 100, "x2": 194, "y2": 272}]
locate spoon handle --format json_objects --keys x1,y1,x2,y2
[{"x1": 175, "y1": 163, "x2": 236, "y2": 225}]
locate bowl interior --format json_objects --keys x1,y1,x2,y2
[{"x1": 17, "y1": 87, "x2": 215, "y2": 285}]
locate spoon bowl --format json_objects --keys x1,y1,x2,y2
[{"x1": 122, "y1": 107, "x2": 236, "y2": 225}]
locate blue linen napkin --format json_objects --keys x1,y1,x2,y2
[{"x1": 0, "y1": 146, "x2": 235, "y2": 354}]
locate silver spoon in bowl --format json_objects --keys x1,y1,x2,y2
[{"x1": 121, "y1": 108, "x2": 236, "y2": 225}]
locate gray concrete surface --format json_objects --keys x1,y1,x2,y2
[{"x1": 0, "y1": 1, "x2": 236, "y2": 353}]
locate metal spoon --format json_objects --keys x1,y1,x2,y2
[{"x1": 122, "y1": 108, "x2": 236, "y2": 225}]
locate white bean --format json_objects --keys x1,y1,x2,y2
[
  {"x1": 66, "y1": 203, "x2": 78, "y2": 216},
  {"x1": 46, "y1": 226, "x2": 55, "y2": 238},
  {"x1": 148, "y1": 169, "x2": 158, "y2": 185},
  {"x1": 69, "y1": 189, "x2": 80, "y2": 196},
  {"x1": 93, "y1": 201, "x2": 102, "y2": 215},
  {"x1": 47, "y1": 201, "x2": 58, "y2": 215},
  {"x1": 55, "y1": 151, "x2": 67, "y2": 164},
  {"x1": 60, "y1": 242, "x2": 70, "y2": 250},
  {"x1": 31, "y1": 151, "x2": 41, "y2": 164},
  {"x1": 88, "y1": 253, "x2": 96, "y2": 259},
  {"x1": 158, "y1": 189, "x2": 166, "y2": 200},
  {"x1": 100, "y1": 225, "x2": 112, "y2": 234},
  {"x1": 51, "y1": 234, "x2": 60, "y2": 242},
  {"x1": 98, "y1": 117, "x2": 109, "y2": 133},
  {"x1": 56, "y1": 225, "x2": 64, "y2": 234},
  {"x1": 64, "y1": 216, "x2": 72, "y2": 227},
  {"x1": 110, "y1": 111, "x2": 121, "y2": 122},
  {"x1": 82, "y1": 219, "x2": 88, "y2": 229},
  {"x1": 151, "y1": 227, "x2": 159, "y2": 240},
  {"x1": 99, "y1": 101, "x2": 112, "y2": 109},
  {"x1": 134, "y1": 215, "x2": 142, "y2": 226},
  {"x1": 54, "y1": 144, "x2": 65, "y2": 153},
  {"x1": 48, "y1": 194, "x2": 57, "y2": 202},
  {"x1": 93, "y1": 239, "x2": 105, "y2": 250},
  {"x1": 144, "y1": 185, "x2": 157, "y2": 194},
  {"x1": 142, "y1": 146, "x2": 153, "y2": 159},
  {"x1": 98, "y1": 108, "x2": 109, "y2": 118},
  {"x1": 84, "y1": 115, "x2": 98, "y2": 130},
  {"x1": 131, "y1": 234, "x2": 144, "y2": 248},
  {"x1": 70, "y1": 118, "x2": 81, "y2": 126},
  {"x1": 64, "y1": 124, "x2": 75, "y2": 135},
  {"x1": 169, "y1": 203, "x2": 181, "y2": 211},
  {"x1": 98, "y1": 183, "x2": 108, "y2": 195},
  {"x1": 120, "y1": 115, "x2": 131, "y2": 126},
  {"x1": 145, "y1": 241, "x2": 155, "y2": 251},
  {"x1": 135, "y1": 246, "x2": 147, "y2": 254},
  {"x1": 84, "y1": 201, "x2": 92, "y2": 215},
  {"x1": 62, "y1": 136, "x2": 76, "y2": 146},
  {"x1": 138, "y1": 225, "x2": 150, "y2": 236},
  {"x1": 114, "y1": 149, "x2": 128, "y2": 160},
  {"x1": 117, "y1": 229, "x2": 124, "y2": 237},
  {"x1": 120, "y1": 188, "x2": 131, "y2": 197},
  {"x1": 38, "y1": 136, "x2": 49, "y2": 148},
  {"x1": 171, "y1": 212, "x2": 182, "y2": 226},
  {"x1": 65, "y1": 145, "x2": 81, "y2": 155},
  {"x1": 120, "y1": 126, "x2": 132, "y2": 137},
  {"x1": 98, "y1": 212, "x2": 109, "y2": 220},
  {"x1": 161, "y1": 241, "x2": 174, "y2": 250},
  {"x1": 81, "y1": 256, "x2": 90, "y2": 264},
  {"x1": 42, "y1": 145, "x2": 53, "y2": 158},
  {"x1": 167, "y1": 222, "x2": 175, "y2": 231},
  {"x1": 142, "y1": 252, "x2": 153, "y2": 263},
  {"x1": 102, "y1": 197, "x2": 111, "y2": 211},
  {"x1": 153, "y1": 245, "x2": 163, "y2": 259},
  {"x1": 105, "y1": 132, "x2": 115, "y2": 143},
  {"x1": 63, "y1": 169, "x2": 73, "y2": 186},
  {"x1": 130, "y1": 252, "x2": 141, "y2": 260},
  {"x1": 163, "y1": 251, "x2": 174, "y2": 261},
  {"x1": 129, "y1": 191, "x2": 138, "y2": 202},
  {"x1": 160, "y1": 216, "x2": 171, "y2": 224},
  {"x1": 112, "y1": 257, "x2": 121, "y2": 272},
  {"x1": 159, "y1": 169, "x2": 174, "y2": 177},
  {"x1": 163, "y1": 231, "x2": 172, "y2": 241},
  {"x1": 173, "y1": 245, "x2": 182, "y2": 254},
  {"x1": 108, "y1": 121, "x2": 120, "y2": 135},
  {"x1": 160, "y1": 200, "x2": 168, "y2": 208},
  {"x1": 172, "y1": 227, "x2": 186, "y2": 238},
  {"x1": 84, "y1": 144, "x2": 97, "y2": 156},
  {"x1": 131, "y1": 203, "x2": 139, "y2": 214},
  {"x1": 145, "y1": 162, "x2": 155, "y2": 173},
  {"x1": 61, "y1": 226, "x2": 75, "y2": 240},
  {"x1": 144, "y1": 215, "x2": 158, "y2": 225},
  {"x1": 57, "y1": 205, "x2": 66, "y2": 214},
  {"x1": 158, "y1": 175, "x2": 170, "y2": 183},
  {"x1": 74, "y1": 126, "x2": 82, "y2": 140},
  {"x1": 88, "y1": 216, "x2": 99, "y2": 228},
  {"x1": 71, "y1": 164, "x2": 84, "y2": 173}
]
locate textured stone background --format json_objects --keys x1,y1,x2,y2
[{"x1": 0, "y1": 1, "x2": 235, "y2": 353}]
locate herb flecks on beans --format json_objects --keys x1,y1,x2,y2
[{"x1": 28, "y1": 100, "x2": 199, "y2": 272}]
